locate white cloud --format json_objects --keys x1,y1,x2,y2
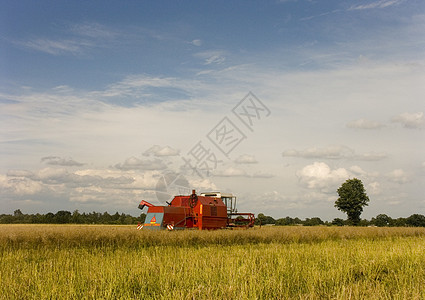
[
  {"x1": 188, "y1": 178, "x2": 217, "y2": 191},
  {"x1": 2, "y1": 166, "x2": 161, "y2": 207},
  {"x1": 250, "y1": 191, "x2": 294, "y2": 209},
  {"x1": 15, "y1": 22, "x2": 121, "y2": 56},
  {"x1": 190, "y1": 39, "x2": 202, "y2": 46},
  {"x1": 90, "y1": 74, "x2": 203, "y2": 103},
  {"x1": 296, "y1": 162, "x2": 379, "y2": 196},
  {"x1": 297, "y1": 162, "x2": 351, "y2": 193},
  {"x1": 213, "y1": 167, "x2": 249, "y2": 177},
  {"x1": 13, "y1": 199, "x2": 43, "y2": 206},
  {"x1": 195, "y1": 50, "x2": 226, "y2": 65},
  {"x1": 70, "y1": 22, "x2": 118, "y2": 39},
  {"x1": 346, "y1": 118, "x2": 385, "y2": 129},
  {"x1": 234, "y1": 154, "x2": 258, "y2": 164},
  {"x1": 349, "y1": 165, "x2": 367, "y2": 176},
  {"x1": 391, "y1": 112, "x2": 424, "y2": 129},
  {"x1": 205, "y1": 55, "x2": 225, "y2": 65},
  {"x1": 114, "y1": 75, "x2": 176, "y2": 89},
  {"x1": 69, "y1": 185, "x2": 143, "y2": 204},
  {"x1": 114, "y1": 157, "x2": 167, "y2": 170},
  {"x1": 282, "y1": 145, "x2": 387, "y2": 161},
  {"x1": 129, "y1": 172, "x2": 166, "y2": 190},
  {"x1": 0, "y1": 174, "x2": 44, "y2": 195},
  {"x1": 387, "y1": 169, "x2": 409, "y2": 184},
  {"x1": 17, "y1": 38, "x2": 94, "y2": 55},
  {"x1": 349, "y1": 0, "x2": 404, "y2": 10},
  {"x1": 143, "y1": 145, "x2": 180, "y2": 157},
  {"x1": 6, "y1": 170, "x2": 35, "y2": 178},
  {"x1": 17, "y1": 167, "x2": 134, "y2": 189},
  {"x1": 0, "y1": 89, "x2": 105, "y2": 122},
  {"x1": 283, "y1": 145, "x2": 354, "y2": 159},
  {"x1": 71, "y1": 169, "x2": 157, "y2": 190},
  {"x1": 244, "y1": 190, "x2": 318, "y2": 213},
  {"x1": 354, "y1": 152, "x2": 388, "y2": 161},
  {"x1": 212, "y1": 166, "x2": 273, "y2": 178},
  {"x1": 41, "y1": 156, "x2": 85, "y2": 166},
  {"x1": 367, "y1": 181, "x2": 381, "y2": 195},
  {"x1": 251, "y1": 171, "x2": 274, "y2": 178},
  {"x1": 37, "y1": 167, "x2": 69, "y2": 183},
  {"x1": 95, "y1": 75, "x2": 175, "y2": 98}
]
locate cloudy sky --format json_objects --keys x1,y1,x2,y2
[{"x1": 1, "y1": 0, "x2": 424, "y2": 220}]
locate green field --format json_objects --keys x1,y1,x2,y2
[{"x1": 1, "y1": 225, "x2": 425, "y2": 299}]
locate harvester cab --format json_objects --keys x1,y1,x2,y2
[
  {"x1": 137, "y1": 190, "x2": 255, "y2": 230},
  {"x1": 200, "y1": 192, "x2": 236, "y2": 215},
  {"x1": 200, "y1": 192, "x2": 255, "y2": 228}
]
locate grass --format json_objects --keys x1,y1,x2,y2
[{"x1": 1, "y1": 225, "x2": 425, "y2": 299}]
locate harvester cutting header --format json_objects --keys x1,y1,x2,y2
[{"x1": 138, "y1": 190, "x2": 254, "y2": 230}]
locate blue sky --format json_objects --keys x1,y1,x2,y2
[{"x1": 1, "y1": 0, "x2": 424, "y2": 220}]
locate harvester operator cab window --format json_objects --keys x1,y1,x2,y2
[{"x1": 222, "y1": 196, "x2": 236, "y2": 214}]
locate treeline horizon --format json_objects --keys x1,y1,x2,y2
[
  {"x1": 255, "y1": 213, "x2": 425, "y2": 227},
  {"x1": 1, "y1": 209, "x2": 425, "y2": 227},
  {"x1": 0, "y1": 209, "x2": 146, "y2": 225}
]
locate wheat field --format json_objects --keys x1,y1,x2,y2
[{"x1": 1, "y1": 225, "x2": 425, "y2": 299}]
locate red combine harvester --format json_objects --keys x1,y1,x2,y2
[{"x1": 138, "y1": 190, "x2": 255, "y2": 230}]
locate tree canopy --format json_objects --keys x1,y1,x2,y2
[
  {"x1": 335, "y1": 178, "x2": 369, "y2": 225},
  {"x1": 0, "y1": 210, "x2": 145, "y2": 225}
]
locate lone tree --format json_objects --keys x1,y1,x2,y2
[{"x1": 335, "y1": 178, "x2": 369, "y2": 225}]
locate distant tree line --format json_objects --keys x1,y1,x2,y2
[
  {"x1": 2, "y1": 209, "x2": 425, "y2": 227},
  {"x1": 254, "y1": 178, "x2": 425, "y2": 227},
  {"x1": 255, "y1": 213, "x2": 425, "y2": 227},
  {"x1": 0, "y1": 209, "x2": 146, "y2": 225}
]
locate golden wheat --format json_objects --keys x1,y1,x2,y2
[{"x1": 1, "y1": 225, "x2": 424, "y2": 299}]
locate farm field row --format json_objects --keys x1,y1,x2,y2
[{"x1": 1, "y1": 225, "x2": 425, "y2": 299}]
